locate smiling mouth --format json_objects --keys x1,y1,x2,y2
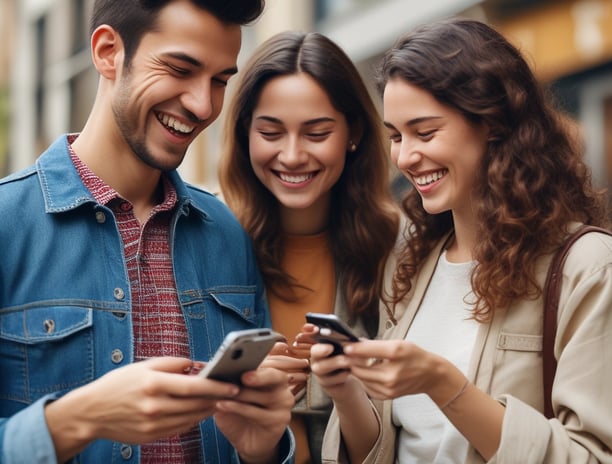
[
  {"x1": 155, "y1": 112, "x2": 196, "y2": 135},
  {"x1": 413, "y1": 169, "x2": 447, "y2": 186},
  {"x1": 276, "y1": 172, "x2": 316, "y2": 184}
]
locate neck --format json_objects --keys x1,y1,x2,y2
[
  {"x1": 446, "y1": 213, "x2": 477, "y2": 263},
  {"x1": 280, "y1": 195, "x2": 330, "y2": 235},
  {"x1": 72, "y1": 117, "x2": 163, "y2": 223}
]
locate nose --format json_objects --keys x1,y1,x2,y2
[
  {"x1": 395, "y1": 138, "x2": 422, "y2": 171},
  {"x1": 278, "y1": 136, "x2": 308, "y2": 167},
  {"x1": 181, "y1": 81, "x2": 214, "y2": 123}
]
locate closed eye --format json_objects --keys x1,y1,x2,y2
[
  {"x1": 259, "y1": 130, "x2": 282, "y2": 140},
  {"x1": 306, "y1": 131, "x2": 331, "y2": 140},
  {"x1": 388, "y1": 132, "x2": 401, "y2": 143},
  {"x1": 417, "y1": 129, "x2": 436, "y2": 141},
  {"x1": 167, "y1": 63, "x2": 190, "y2": 76},
  {"x1": 213, "y1": 77, "x2": 229, "y2": 87}
]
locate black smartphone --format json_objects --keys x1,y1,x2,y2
[
  {"x1": 198, "y1": 328, "x2": 284, "y2": 384},
  {"x1": 305, "y1": 312, "x2": 360, "y2": 355}
]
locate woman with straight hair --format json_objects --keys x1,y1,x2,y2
[{"x1": 218, "y1": 31, "x2": 400, "y2": 463}]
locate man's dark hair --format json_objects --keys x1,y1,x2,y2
[{"x1": 90, "y1": 0, "x2": 265, "y2": 67}]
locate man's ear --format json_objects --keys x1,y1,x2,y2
[{"x1": 90, "y1": 25, "x2": 124, "y2": 80}]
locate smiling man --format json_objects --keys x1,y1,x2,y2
[{"x1": 0, "y1": 1, "x2": 295, "y2": 463}]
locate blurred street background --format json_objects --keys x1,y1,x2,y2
[{"x1": 1, "y1": 0, "x2": 611, "y2": 206}]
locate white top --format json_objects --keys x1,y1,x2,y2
[{"x1": 392, "y1": 250, "x2": 478, "y2": 463}]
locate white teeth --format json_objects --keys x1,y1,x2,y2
[
  {"x1": 157, "y1": 113, "x2": 195, "y2": 134},
  {"x1": 279, "y1": 172, "x2": 314, "y2": 184},
  {"x1": 414, "y1": 170, "x2": 446, "y2": 186}
]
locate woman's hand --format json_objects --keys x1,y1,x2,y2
[
  {"x1": 261, "y1": 341, "x2": 310, "y2": 396},
  {"x1": 310, "y1": 342, "x2": 380, "y2": 463},
  {"x1": 289, "y1": 323, "x2": 319, "y2": 359},
  {"x1": 342, "y1": 339, "x2": 452, "y2": 401}
]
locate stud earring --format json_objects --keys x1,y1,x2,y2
[{"x1": 349, "y1": 141, "x2": 357, "y2": 152}]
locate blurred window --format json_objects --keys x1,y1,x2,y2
[
  {"x1": 35, "y1": 16, "x2": 47, "y2": 139},
  {"x1": 71, "y1": 0, "x2": 88, "y2": 54}
]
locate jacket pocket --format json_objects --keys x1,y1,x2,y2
[
  {"x1": 182, "y1": 287, "x2": 264, "y2": 359},
  {"x1": 182, "y1": 286, "x2": 261, "y2": 325},
  {"x1": 0, "y1": 305, "x2": 94, "y2": 405}
]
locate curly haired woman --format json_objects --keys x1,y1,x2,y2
[{"x1": 310, "y1": 18, "x2": 612, "y2": 463}]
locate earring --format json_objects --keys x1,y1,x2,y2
[{"x1": 349, "y1": 140, "x2": 357, "y2": 152}]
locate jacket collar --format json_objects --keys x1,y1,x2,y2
[{"x1": 36, "y1": 134, "x2": 206, "y2": 218}]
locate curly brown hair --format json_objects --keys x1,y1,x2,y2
[
  {"x1": 377, "y1": 18, "x2": 609, "y2": 321},
  {"x1": 219, "y1": 31, "x2": 399, "y2": 325}
]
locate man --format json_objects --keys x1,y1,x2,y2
[{"x1": 0, "y1": 1, "x2": 295, "y2": 462}]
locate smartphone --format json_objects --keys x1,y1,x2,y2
[
  {"x1": 198, "y1": 328, "x2": 284, "y2": 384},
  {"x1": 305, "y1": 312, "x2": 360, "y2": 355}
]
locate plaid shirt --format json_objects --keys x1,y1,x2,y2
[{"x1": 70, "y1": 138, "x2": 202, "y2": 463}]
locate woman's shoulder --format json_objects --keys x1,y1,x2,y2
[
  {"x1": 564, "y1": 225, "x2": 612, "y2": 263},
  {"x1": 558, "y1": 226, "x2": 612, "y2": 288}
]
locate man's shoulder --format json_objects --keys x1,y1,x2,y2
[
  {"x1": 0, "y1": 165, "x2": 40, "y2": 208},
  {"x1": 0, "y1": 135, "x2": 70, "y2": 190},
  {"x1": 0, "y1": 164, "x2": 38, "y2": 186}
]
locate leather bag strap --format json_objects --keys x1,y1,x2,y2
[{"x1": 542, "y1": 225, "x2": 612, "y2": 419}]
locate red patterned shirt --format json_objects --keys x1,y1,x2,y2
[{"x1": 69, "y1": 136, "x2": 202, "y2": 463}]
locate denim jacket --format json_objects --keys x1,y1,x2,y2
[{"x1": 0, "y1": 135, "x2": 294, "y2": 463}]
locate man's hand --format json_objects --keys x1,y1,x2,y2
[
  {"x1": 213, "y1": 366, "x2": 294, "y2": 464},
  {"x1": 45, "y1": 357, "x2": 239, "y2": 462}
]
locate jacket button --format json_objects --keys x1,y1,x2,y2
[
  {"x1": 111, "y1": 349, "x2": 124, "y2": 364},
  {"x1": 385, "y1": 319, "x2": 394, "y2": 330},
  {"x1": 114, "y1": 288, "x2": 125, "y2": 300},
  {"x1": 95, "y1": 211, "x2": 106, "y2": 223},
  {"x1": 43, "y1": 319, "x2": 55, "y2": 334},
  {"x1": 120, "y1": 443, "x2": 133, "y2": 459}
]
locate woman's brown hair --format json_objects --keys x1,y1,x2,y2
[
  {"x1": 219, "y1": 31, "x2": 399, "y2": 327},
  {"x1": 377, "y1": 18, "x2": 609, "y2": 321}
]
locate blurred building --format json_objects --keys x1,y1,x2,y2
[
  {"x1": 0, "y1": 0, "x2": 16, "y2": 173},
  {"x1": 3, "y1": 0, "x2": 612, "y2": 201}
]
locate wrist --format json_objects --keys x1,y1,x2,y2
[
  {"x1": 330, "y1": 376, "x2": 366, "y2": 406},
  {"x1": 239, "y1": 447, "x2": 279, "y2": 464},
  {"x1": 45, "y1": 388, "x2": 97, "y2": 461},
  {"x1": 427, "y1": 355, "x2": 468, "y2": 408}
]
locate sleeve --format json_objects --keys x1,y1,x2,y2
[
  {"x1": 321, "y1": 398, "x2": 394, "y2": 464},
  {"x1": 1, "y1": 394, "x2": 59, "y2": 464},
  {"x1": 493, "y1": 242, "x2": 612, "y2": 463},
  {"x1": 276, "y1": 427, "x2": 296, "y2": 464},
  {"x1": 233, "y1": 427, "x2": 295, "y2": 463}
]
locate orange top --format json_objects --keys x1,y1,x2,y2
[
  {"x1": 269, "y1": 232, "x2": 336, "y2": 343},
  {"x1": 268, "y1": 231, "x2": 336, "y2": 464}
]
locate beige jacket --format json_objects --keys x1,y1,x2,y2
[{"x1": 322, "y1": 227, "x2": 612, "y2": 463}]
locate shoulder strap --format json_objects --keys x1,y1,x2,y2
[{"x1": 542, "y1": 225, "x2": 612, "y2": 419}]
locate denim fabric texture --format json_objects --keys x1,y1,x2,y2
[{"x1": 0, "y1": 135, "x2": 294, "y2": 463}]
